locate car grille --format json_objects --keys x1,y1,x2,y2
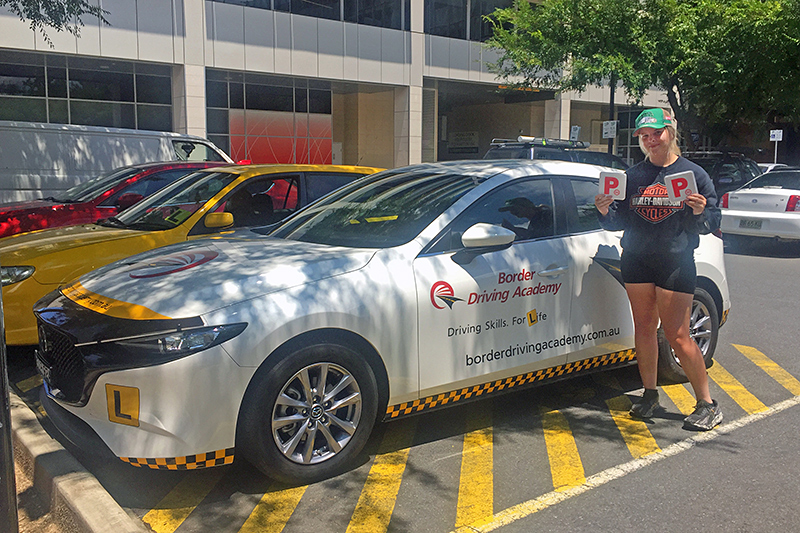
[{"x1": 38, "y1": 322, "x2": 85, "y2": 404}]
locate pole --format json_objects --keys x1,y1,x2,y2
[
  {"x1": 607, "y1": 73, "x2": 616, "y2": 154},
  {"x1": 1, "y1": 262, "x2": 19, "y2": 532},
  {"x1": 774, "y1": 141, "x2": 778, "y2": 165}
]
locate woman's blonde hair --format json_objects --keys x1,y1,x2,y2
[{"x1": 638, "y1": 109, "x2": 681, "y2": 159}]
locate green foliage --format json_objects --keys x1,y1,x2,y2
[
  {"x1": 486, "y1": 0, "x2": 800, "y2": 145},
  {"x1": 1, "y1": 0, "x2": 108, "y2": 43}
]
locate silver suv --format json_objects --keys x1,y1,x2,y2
[{"x1": 484, "y1": 136, "x2": 629, "y2": 170}]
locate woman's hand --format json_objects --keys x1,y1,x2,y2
[
  {"x1": 595, "y1": 194, "x2": 614, "y2": 216},
  {"x1": 685, "y1": 193, "x2": 707, "y2": 215}
]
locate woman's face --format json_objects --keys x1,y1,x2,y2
[{"x1": 638, "y1": 127, "x2": 671, "y2": 156}]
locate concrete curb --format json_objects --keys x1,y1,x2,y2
[{"x1": 10, "y1": 390, "x2": 148, "y2": 533}]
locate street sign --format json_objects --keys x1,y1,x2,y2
[
  {"x1": 569, "y1": 125, "x2": 581, "y2": 142},
  {"x1": 770, "y1": 129, "x2": 783, "y2": 142},
  {"x1": 602, "y1": 120, "x2": 618, "y2": 139}
]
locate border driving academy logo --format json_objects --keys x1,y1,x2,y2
[{"x1": 430, "y1": 281, "x2": 463, "y2": 309}]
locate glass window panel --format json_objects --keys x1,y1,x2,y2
[
  {"x1": 69, "y1": 69, "x2": 135, "y2": 101},
  {"x1": 47, "y1": 67, "x2": 67, "y2": 97},
  {"x1": 68, "y1": 57, "x2": 133, "y2": 73},
  {"x1": 49, "y1": 99, "x2": 68, "y2": 123},
  {"x1": 137, "y1": 104, "x2": 172, "y2": 131},
  {"x1": 358, "y1": 0, "x2": 402, "y2": 29},
  {"x1": 344, "y1": 0, "x2": 357, "y2": 22},
  {"x1": 0, "y1": 96, "x2": 46, "y2": 121},
  {"x1": 308, "y1": 89, "x2": 331, "y2": 114},
  {"x1": 424, "y1": 0, "x2": 467, "y2": 39},
  {"x1": 70, "y1": 101, "x2": 136, "y2": 128},
  {"x1": 295, "y1": 87, "x2": 308, "y2": 113},
  {"x1": 569, "y1": 179, "x2": 602, "y2": 233},
  {"x1": 135, "y1": 62, "x2": 171, "y2": 76},
  {"x1": 0, "y1": 63, "x2": 45, "y2": 96},
  {"x1": 230, "y1": 82, "x2": 244, "y2": 108},
  {"x1": 305, "y1": 172, "x2": 363, "y2": 201},
  {"x1": 207, "y1": 80, "x2": 229, "y2": 108},
  {"x1": 136, "y1": 74, "x2": 172, "y2": 104},
  {"x1": 246, "y1": 84, "x2": 293, "y2": 111},
  {"x1": 290, "y1": 0, "x2": 339, "y2": 20},
  {"x1": 274, "y1": 0, "x2": 290, "y2": 12},
  {"x1": 207, "y1": 108, "x2": 229, "y2": 134},
  {"x1": 470, "y1": 0, "x2": 512, "y2": 41},
  {"x1": 208, "y1": 135, "x2": 231, "y2": 159}
]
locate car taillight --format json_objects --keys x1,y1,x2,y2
[
  {"x1": 787, "y1": 195, "x2": 800, "y2": 212},
  {"x1": 720, "y1": 193, "x2": 729, "y2": 208}
]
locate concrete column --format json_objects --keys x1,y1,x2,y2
[
  {"x1": 172, "y1": 0, "x2": 207, "y2": 137},
  {"x1": 393, "y1": 0, "x2": 424, "y2": 165},
  {"x1": 543, "y1": 96, "x2": 572, "y2": 140}
]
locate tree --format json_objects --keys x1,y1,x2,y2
[
  {"x1": 486, "y1": 0, "x2": 800, "y2": 148},
  {"x1": 0, "y1": 0, "x2": 108, "y2": 43}
]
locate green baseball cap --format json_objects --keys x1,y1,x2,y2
[{"x1": 633, "y1": 108, "x2": 674, "y2": 135}]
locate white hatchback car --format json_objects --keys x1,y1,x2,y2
[
  {"x1": 720, "y1": 168, "x2": 800, "y2": 242},
  {"x1": 34, "y1": 160, "x2": 731, "y2": 484}
]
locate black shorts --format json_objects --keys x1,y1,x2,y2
[{"x1": 620, "y1": 250, "x2": 697, "y2": 294}]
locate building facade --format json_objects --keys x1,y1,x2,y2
[{"x1": 0, "y1": 0, "x2": 667, "y2": 171}]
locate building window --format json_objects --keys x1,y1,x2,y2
[
  {"x1": 0, "y1": 51, "x2": 172, "y2": 130},
  {"x1": 424, "y1": 0, "x2": 512, "y2": 41},
  {"x1": 206, "y1": 70, "x2": 333, "y2": 164},
  {"x1": 211, "y1": 0, "x2": 409, "y2": 30}
]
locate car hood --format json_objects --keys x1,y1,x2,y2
[
  {"x1": 0, "y1": 223, "x2": 142, "y2": 264},
  {"x1": 70, "y1": 233, "x2": 377, "y2": 319}
]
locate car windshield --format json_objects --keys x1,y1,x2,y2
[
  {"x1": 271, "y1": 169, "x2": 482, "y2": 248},
  {"x1": 109, "y1": 171, "x2": 237, "y2": 230},
  {"x1": 741, "y1": 170, "x2": 800, "y2": 190},
  {"x1": 51, "y1": 167, "x2": 140, "y2": 203}
]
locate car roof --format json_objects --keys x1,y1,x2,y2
[
  {"x1": 194, "y1": 163, "x2": 385, "y2": 177},
  {"x1": 376, "y1": 159, "x2": 608, "y2": 179}
]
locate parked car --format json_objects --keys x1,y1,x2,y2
[
  {"x1": 32, "y1": 160, "x2": 730, "y2": 484},
  {"x1": 0, "y1": 163, "x2": 382, "y2": 345},
  {"x1": 684, "y1": 151, "x2": 761, "y2": 197},
  {"x1": 0, "y1": 120, "x2": 234, "y2": 203},
  {"x1": 0, "y1": 161, "x2": 229, "y2": 239},
  {"x1": 719, "y1": 168, "x2": 800, "y2": 242},
  {"x1": 484, "y1": 136, "x2": 629, "y2": 170}
]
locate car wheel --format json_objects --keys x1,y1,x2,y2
[
  {"x1": 657, "y1": 287, "x2": 719, "y2": 385},
  {"x1": 238, "y1": 341, "x2": 378, "y2": 484}
]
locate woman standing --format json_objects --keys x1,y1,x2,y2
[{"x1": 595, "y1": 108, "x2": 723, "y2": 431}]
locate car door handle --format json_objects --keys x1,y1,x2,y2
[{"x1": 539, "y1": 266, "x2": 569, "y2": 277}]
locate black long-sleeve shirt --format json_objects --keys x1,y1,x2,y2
[{"x1": 598, "y1": 156, "x2": 721, "y2": 254}]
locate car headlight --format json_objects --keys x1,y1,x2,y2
[
  {"x1": 111, "y1": 323, "x2": 248, "y2": 363},
  {"x1": 1, "y1": 266, "x2": 35, "y2": 286}
]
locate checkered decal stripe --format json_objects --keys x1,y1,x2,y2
[
  {"x1": 120, "y1": 448, "x2": 235, "y2": 470},
  {"x1": 386, "y1": 349, "x2": 636, "y2": 418}
]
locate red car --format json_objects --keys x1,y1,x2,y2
[{"x1": 0, "y1": 161, "x2": 229, "y2": 238}]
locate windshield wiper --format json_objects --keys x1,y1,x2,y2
[{"x1": 96, "y1": 216, "x2": 127, "y2": 228}]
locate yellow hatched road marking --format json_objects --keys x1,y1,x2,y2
[
  {"x1": 733, "y1": 344, "x2": 800, "y2": 395},
  {"x1": 707, "y1": 361, "x2": 768, "y2": 414},
  {"x1": 605, "y1": 395, "x2": 661, "y2": 458},
  {"x1": 661, "y1": 383, "x2": 696, "y2": 415},
  {"x1": 16, "y1": 374, "x2": 42, "y2": 393},
  {"x1": 143, "y1": 469, "x2": 226, "y2": 533},
  {"x1": 346, "y1": 418, "x2": 418, "y2": 533},
  {"x1": 540, "y1": 407, "x2": 585, "y2": 491},
  {"x1": 239, "y1": 484, "x2": 307, "y2": 533},
  {"x1": 455, "y1": 404, "x2": 493, "y2": 528}
]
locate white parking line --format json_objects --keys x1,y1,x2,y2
[{"x1": 450, "y1": 394, "x2": 800, "y2": 533}]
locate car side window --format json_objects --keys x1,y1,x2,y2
[
  {"x1": 173, "y1": 141, "x2": 227, "y2": 162},
  {"x1": 305, "y1": 172, "x2": 365, "y2": 203},
  {"x1": 429, "y1": 179, "x2": 555, "y2": 253},
  {"x1": 567, "y1": 179, "x2": 602, "y2": 233},
  {"x1": 99, "y1": 169, "x2": 192, "y2": 207}
]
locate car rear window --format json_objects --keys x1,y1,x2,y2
[
  {"x1": 484, "y1": 147, "x2": 531, "y2": 159},
  {"x1": 742, "y1": 171, "x2": 800, "y2": 190}
]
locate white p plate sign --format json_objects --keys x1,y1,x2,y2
[
  {"x1": 665, "y1": 170, "x2": 697, "y2": 202},
  {"x1": 599, "y1": 170, "x2": 627, "y2": 201}
]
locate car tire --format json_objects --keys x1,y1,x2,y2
[
  {"x1": 237, "y1": 341, "x2": 379, "y2": 484},
  {"x1": 657, "y1": 287, "x2": 719, "y2": 385}
]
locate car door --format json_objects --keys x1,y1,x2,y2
[
  {"x1": 557, "y1": 177, "x2": 635, "y2": 363},
  {"x1": 413, "y1": 177, "x2": 576, "y2": 395}
]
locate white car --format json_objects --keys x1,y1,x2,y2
[
  {"x1": 34, "y1": 160, "x2": 731, "y2": 484},
  {"x1": 720, "y1": 168, "x2": 800, "y2": 241}
]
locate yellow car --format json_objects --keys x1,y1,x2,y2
[{"x1": 0, "y1": 164, "x2": 382, "y2": 345}]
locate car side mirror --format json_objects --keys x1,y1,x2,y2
[
  {"x1": 452, "y1": 223, "x2": 516, "y2": 264},
  {"x1": 115, "y1": 193, "x2": 144, "y2": 211},
  {"x1": 205, "y1": 212, "x2": 234, "y2": 228}
]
